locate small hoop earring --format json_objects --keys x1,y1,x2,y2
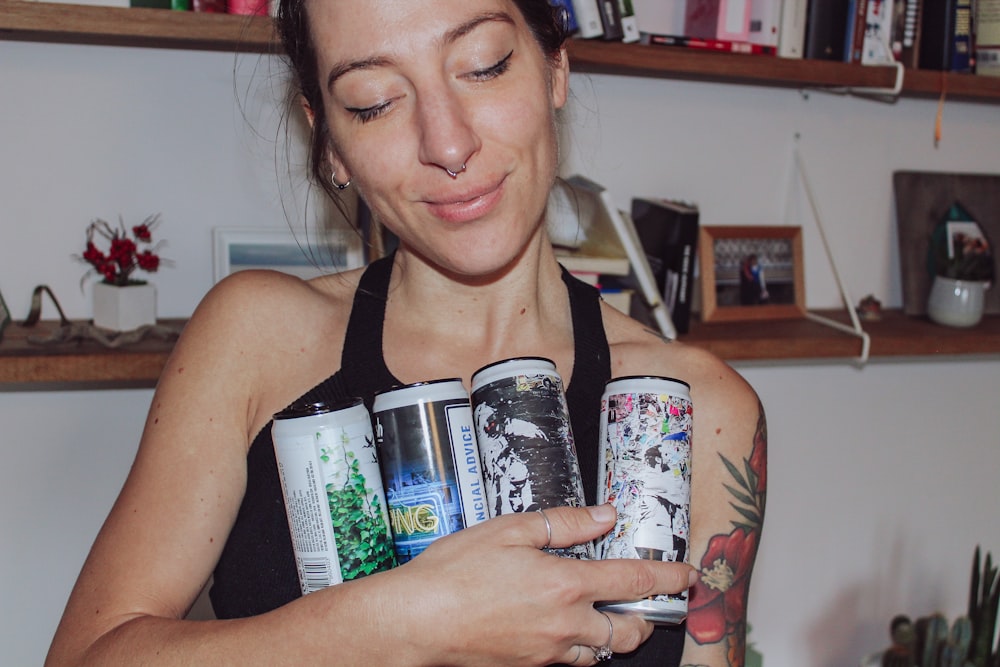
[
  {"x1": 445, "y1": 163, "x2": 466, "y2": 179},
  {"x1": 331, "y1": 172, "x2": 351, "y2": 190}
]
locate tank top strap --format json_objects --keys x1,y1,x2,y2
[{"x1": 559, "y1": 266, "x2": 611, "y2": 506}]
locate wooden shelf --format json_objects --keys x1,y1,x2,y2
[
  {"x1": 2, "y1": 312, "x2": 998, "y2": 388},
  {"x1": 2, "y1": 2, "x2": 1000, "y2": 102}
]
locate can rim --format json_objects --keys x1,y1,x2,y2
[
  {"x1": 606, "y1": 375, "x2": 691, "y2": 390},
  {"x1": 471, "y1": 356, "x2": 556, "y2": 380},
  {"x1": 373, "y1": 377, "x2": 464, "y2": 398},
  {"x1": 273, "y1": 397, "x2": 363, "y2": 420}
]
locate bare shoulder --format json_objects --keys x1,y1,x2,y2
[{"x1": 602, "y1": 304, "x2": 760, "y2": 420}]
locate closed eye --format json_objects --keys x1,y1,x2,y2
[
  {"x1": 346, "y1": 100, "x2": 393, "y2": 124},
  {"x1": 467, "y1": 50, "x2": 513, "y2": 82}
]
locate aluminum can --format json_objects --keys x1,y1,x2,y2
[
  {"x1": 470, "y1": 357, "x2": 592, "y2": 559},
  {"x1": 596, "y1": 376, "x2": 693, "y2": 624},
  {"x1": 373, "y1": 379, "x2": 489, "y2": 563},
  {"x1": 271, "y1": 399, "x2": 396, "y2": 596}
]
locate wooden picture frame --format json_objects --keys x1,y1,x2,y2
[{"x1": 698, "y1": 226, "x2": 806, "y2": 323}]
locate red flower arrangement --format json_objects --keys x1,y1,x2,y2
[{"x1": 78, "y1": 214, "x2": 167, "y2": 287}]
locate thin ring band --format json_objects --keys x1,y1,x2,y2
[
  {"x1": 536, "y1": 508, "x2": 552, "y2": 550},
  {"x1": 445, "y1": 163, "x2": 466, "y2": 178},
  {"x1": 567, "y1": 645, "x2": 584, "y2": 665},
  {"x1": 592, "y1": 610, "x2": 614, "y2": 662}
]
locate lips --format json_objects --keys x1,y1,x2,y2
[{"x1": 423, "y1": 175, "x2": 505, "y2": 224}]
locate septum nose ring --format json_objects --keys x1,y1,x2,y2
[{"x1": 445, "y1": 163, "x2": 467, "y2": 178}]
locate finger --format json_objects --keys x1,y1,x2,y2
[
  {"x1": 584, "y1": 608, "x2": 652, "y2": 659},
  {"x1": 524, "y1": 504, "x2": 617, "y2": 550},
  {"x1": 578, "y1": 558, "x2": 696, "y2": 605}
]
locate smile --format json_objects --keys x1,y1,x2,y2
[{"x1": 424, "y1": 176, "x2": 506, "y2": 224}]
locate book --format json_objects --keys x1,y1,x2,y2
[
  {"x1": 644, "y1": 32, "x2": 778, "y2": 54},
  {"x1": 547, "y1": 178, "x2": 631, "y2": 277},
  {"x1": 845, "y1": 0, "x2": 869, "y2": 62},
  {"x1": 571, "y1": 0, "x2": 606, "y2": 38},
  {"x1": 551, "y1": 175, "x2": 677, "y2": 338},
  {"x1": 919, "y1": 0, "x2": 972, "y2": 70},
  {"x1": 632, "y1": 0, "x2": 689, "y2": 36},
  {"x1": 597, "y1": 0, "x2": 626, "y2": 40},
  {"x1": 778, "y1": 0, "x2": 808, "y2": 57},
  {"x1": 684, "y1": 0, "x2": 752, "y2": 41},
  {"x1": 618, "y1": 0, "x2": 641, "y2": 43},
  {"x1": 895, "y1": 0, "x2": 923, "y2": 67},
  {"x1": 630, "y1": 197, "x2": 700, "y2": 334},
  {"x1": 860, "y1": 0, "x2": 898, "y2": 64},
  {"x1": 804, "y1": 0, "x2": 851, "y2": 60},
  {"x1": 747, "y1": 0, "x2": 782, "y2": 48}
]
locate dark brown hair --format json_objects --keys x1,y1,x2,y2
[{"x1": 275, "y1": 0, "x2": 570, "y2": 204}]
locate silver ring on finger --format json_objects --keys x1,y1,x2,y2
[
  {"x1": 567, "y1": 644, "x2": 584, "y2": 664},
  {"x1": 591, "y1": 610, "x2": 614, "y2": 661},
  {"x1": 536, "y1": 508, "x2": 552, "y2": 550}
]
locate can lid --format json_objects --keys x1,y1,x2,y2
[
  {"x1": 372, "y1": 378, "x2": 468, "y2": 413},
  {"x1": 273, "y1": 397, "x2": 363, "y2": 421},
  {"x1": 607, "y1": 375, "x2": 690, "y2": 390},
  {"x1": 470, "y1": 356, "x2": 558, "y2": 392}
]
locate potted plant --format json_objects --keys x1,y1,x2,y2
[
  {"x1": 925, "y1": 202, "x2": 994, "y2": 328},
  {"x1": 77, "y1": 214, "x2": 167, "y2": 332}
]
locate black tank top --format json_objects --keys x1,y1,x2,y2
[{"x1": 210, "y1": 256, "x2": 684, "y2": 665}]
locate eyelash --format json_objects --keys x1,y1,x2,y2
[{"x1": 346, "y1": 50, "x2": 515, "y2": 124}]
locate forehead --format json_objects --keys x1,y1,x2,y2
[{"x1": 306, "y1": 0, "x2": 527, "y2": 63}]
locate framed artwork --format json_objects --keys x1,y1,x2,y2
[
  {"x1": 893, "y1": 171, "x2": 1000, "y2": 316},
  {"x1": 698, "y1": 225, "x2": 806, "y2": 323},
  {"x1": 212, "y1": 227, "x2": 365, "y2": 284}
]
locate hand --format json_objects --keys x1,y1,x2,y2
[{"x1": 379, "y1": 505, "x2": 694, "y2": 666}]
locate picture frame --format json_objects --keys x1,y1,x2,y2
[
  {"x1": 698, "y1": 225, "x2": 806, "y2": 323},
  {"x1": 212, "y1": 226, "x2": 365, "y2": 284}
]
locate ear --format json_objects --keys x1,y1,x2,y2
[
  {"x1": 300, "y1": 95, "x2": 352, "y2": 184},
  {"x1": 550, "y1": 47, "x2": 570, "y2": 110}
]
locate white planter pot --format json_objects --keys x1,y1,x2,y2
[
  {"x1": 92, "y1": 282, "x2": 157, "y2": 332},
  {"x1": 926, "y1": 276, "x2": 988, "y2": 328}
]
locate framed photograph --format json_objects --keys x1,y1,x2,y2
[
  {"x1": 212, "y1": 227, "x2": 365, "y2": 284},
  {"x1": 698, "y1": 225, "x2": 806, "y2": 323}
]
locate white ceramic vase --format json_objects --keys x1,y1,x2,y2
[
  {"x1": 926, "y1": 276, "x2": 988, "y2": 328},
  {"x1": 92, "y1": 282, "x2": 157, "y2": 332}
]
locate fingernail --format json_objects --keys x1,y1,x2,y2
[
  {"x1": 688, "y1": 568, "x2": 700, "y2": 587},
  {"x1": 588, "y1": 504, "x2": 616, "y2": 522}
]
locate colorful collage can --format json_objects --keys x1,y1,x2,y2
[
  {"x1": 271, "y1": 399, "x2": 396, "y2": 596},
  {"x1": 596, "y1": 376, "x2": 693, "y2": 624},
  {"x1": 470, "y1": 357, "x2": 592, "y2": 559},
  {"x1": 373, "y1": 379, "x2": 489, "y2": 563}
]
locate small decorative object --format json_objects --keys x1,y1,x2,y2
[
  {"x1": 864, "y1": 546, "x2": 999, "y2": 667},
  {"x1": 77, "y1": 214, "x2": 167, "y2": 332},
  {"x1": 925, "y1": 202, "x2": 995, "y2": 328},
  {"x1": 857, "y1": 294, "x2": 883, "y2": 321}
]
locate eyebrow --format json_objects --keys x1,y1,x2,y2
[{"x1": 325, "y1": 11, "x2": 516, "y2": 92}]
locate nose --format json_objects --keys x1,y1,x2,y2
[{"x1": 415, "y1": 85, "x2": 481, "y2": 177}]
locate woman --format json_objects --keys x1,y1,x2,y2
[{"x1": 45, "y1": 1, "x2": 765, "y2": 665}]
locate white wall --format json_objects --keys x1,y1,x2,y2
[{"x1": 1, "y1": 39, "x2": 998, "y2": 666}]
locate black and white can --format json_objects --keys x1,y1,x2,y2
[
  {"x1": 596, "y1": 376, "x2": 693, "y2": 624},
  {"x1": 373, "y1": 379, "x2": 489, "y2": 564},
  {"x1": 471, "y1": 357, "x2": 592, "y2": 559},
  {"x1": 271, "y1": 399, "x2": 396, "y2": 596}
]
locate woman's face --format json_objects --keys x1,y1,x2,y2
[{"x1": 307, "y1": 0, "x2": 569, "y2": 277}]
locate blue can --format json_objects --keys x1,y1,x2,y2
[{"x1": 373, "y1": 379, "x2": 489, "y2": 563}]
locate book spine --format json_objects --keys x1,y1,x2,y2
[
  {"x1": 747, "y1": 0, "x2": 782, "y2": 47},
  {"x1": 848, "y1": 0, "x2": 869, "y2": 63},
  {"x1": 597, "y1": 0, "x2": 626, "y2": 40},
  {"x1": 950, "y1": 0, "x2": 974, "y2": 71},
  {"x1": 618, "y1": 0, "x2": 641, "y2": 43},
  {"x1": 777, "y1": 0, "x2": 808, "y2": 57},
  {"x1": 804, "y1": 0, "x2": 851, "y2": 60},
  {"x1": 571, "y1": 0, "x2": 606, "y2": 38},
  {"x1": 919, "y1": 0, "x2": 956, "y2": 69},
  {"x1": 861, "y1": 0, "x2": 897, "y2": 64},
  {"x1": 898, "y1": 0, "x2": 923, "y2": 66},
  {"x1": 646, "y1": 32, "x2": 778, "y2": 54},
  {"x1": 632, "y1": 0, "x2": 688, "y2": 37}
]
